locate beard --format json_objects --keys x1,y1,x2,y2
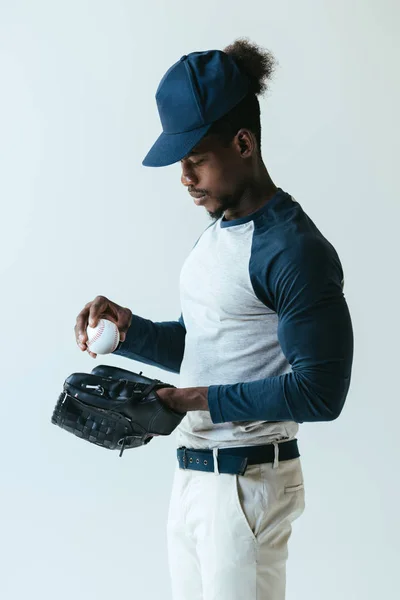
[
  {"x1": 206, "y1": 200, "x2": 226, "y2": 221},
  {"x1": 205, "y1": 181, "x2": 249, "y2": 222}
]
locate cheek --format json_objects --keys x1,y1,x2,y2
[
  {"x1": 203, "y1": 166, "x2": 233, "y2": 194},
  {"x1": 212, "y1": 172, "x2": 236, "y2": 196}
]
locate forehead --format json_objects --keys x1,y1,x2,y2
[{"x1": 183, "y1": 134, "x2": 221, "y2": 159}]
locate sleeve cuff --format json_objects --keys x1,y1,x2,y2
[
  {"x1": 112, "y1": 340, "x2": 124, "y2": 354},
  {"x1": 207, "y1": 385, "x2": 224, "y2": 423}
]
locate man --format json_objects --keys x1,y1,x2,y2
[{"x1": 75, "y1": 38, "x2": 354, "y2": 599}]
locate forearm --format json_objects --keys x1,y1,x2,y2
[
  {"x1": 157, "y1": 386, "x2": 209, "y2": 413},
  {"x1": 208, "y1": 298, "x2": 354, "y2": 424},
  {"x1": 207, "y1": 370, "x2": 351, "y2": 424},
  {"x1": 157, "y1": 366, "x2": 351, "y2": 423},
  {"x1": 113, "y1": 313, "x2": 186, "y2": 374}
]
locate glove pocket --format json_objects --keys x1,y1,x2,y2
[
  {"x1": 91, "y1": 364, "x2": 155, "y2": 385},
  {"x1": 64, "y1": 373, "x2": 128, "y2": 407}
]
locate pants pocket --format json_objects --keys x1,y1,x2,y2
[
  {"x1": 284, "y1": 482, "x2": 304, "y2": 494},
  {"x1": 232, "y1": 464, "x2": 264, "y2": 543},
  {"x1": 282, "y1": 474, "x2": 306, "y2": 523}
]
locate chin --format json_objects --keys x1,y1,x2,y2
[{"x1": 207, "y1": 205, "x2": 225, "y2": 221}]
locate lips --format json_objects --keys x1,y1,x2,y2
[
  {"x1": 189, "y1": 191, "x2": 208, "y2": 205},
  {"x1": 190, "y1": 192, "x2": 207, "y2": 199}
]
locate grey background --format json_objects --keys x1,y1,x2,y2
[{"x1": 0, "y1": 1, "x2": 398, "y2": 598}]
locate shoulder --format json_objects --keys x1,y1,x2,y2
[
  {"x1": 250, "y1": 228, "x2": 344, "y2": 312},
  {"x1": 276, "y1": 232, "x2": 341, "y2": 269},
  {"x1": 251, "y1": 192, "x2": 342, "y2": 273}
]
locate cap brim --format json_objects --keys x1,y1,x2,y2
[{"x1": 142, "y1": 123, "x2": 213, "y2": 167}]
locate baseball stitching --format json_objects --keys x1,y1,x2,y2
[
  {"x1": 87, "y1": 319, "x2": 105, "y2": 348},
  {"x1": 88, "y1": 319, "x2": 119, "y2": 352}
]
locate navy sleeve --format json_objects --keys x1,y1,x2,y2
[
  {"x1": 207, "y1": 236, "x2": 354, "y2": 423},
  {"x1": 112, "y1": 312, "x2": 186, "y2": 374}
]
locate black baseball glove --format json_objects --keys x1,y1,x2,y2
[{"x1": 51, "y1": 365, "x2": 185, "y2": 456}]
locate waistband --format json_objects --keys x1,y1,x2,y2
[{"x1": 176, "y1": 439, "x2": 299, "y2": 475}]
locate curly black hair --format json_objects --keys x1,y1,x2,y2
[{"x1": 206, "y1": 37, "x2": 278, "y2": 157}]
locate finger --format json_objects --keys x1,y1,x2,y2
[
  {"x1": 86, "y1": 348, "x2": 97, "y2": 359},
  {"x1": 75, "y1": 309, "x2": 90, "y2": 344},
  {"x1": 77, "y1": 338, "x2": 87, "y2": 351},
  {"x1": 88, "y1": 296, "x2": 108, "y2": 328},
  {"x1": 119, "y1": 331, "x2": 126, "y2": 343}
]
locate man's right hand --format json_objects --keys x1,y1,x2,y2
[{"x1": 75, "y1": 295, "x2": 132, "y2": 358}]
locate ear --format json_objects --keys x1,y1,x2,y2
[{"x1": 235, "y1": 129, "x2": 255, "y2": 159}]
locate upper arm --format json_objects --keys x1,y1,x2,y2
[{"x1": 268, "y1": 236, "x2": 353, "y2": 416}]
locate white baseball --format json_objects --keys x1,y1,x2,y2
[{"x1": 86, "y1": 318, "x2": 120, "y2": 355}]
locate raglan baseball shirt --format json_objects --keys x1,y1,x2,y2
[{"x1": 113, "y1": 187, "x2": 354, "y2": 450}]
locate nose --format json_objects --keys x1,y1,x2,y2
[{"x1": 180, "y1": 163, "x2": 198, "y2": 188}]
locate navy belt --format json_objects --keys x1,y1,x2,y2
[{"x1": 176, "y1": 439, "x2": 299, "y2": 475}]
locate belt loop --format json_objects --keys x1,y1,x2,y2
[
  {"x1": 273, "y1": 442, "x2": 279, "y2": 469},
  {"x1": 212, "y1": 448, "x2": 220, "y2": 475}
]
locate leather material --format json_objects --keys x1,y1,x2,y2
[
  {"x1": 91, "y1": 364, "x2": 155, "y2": 385},
  {"x1": 176, "y1": 439, "x2": 300, "y2": 475},
  {"x1": 51, "y1": 366, "x2": 185, "y2": 456}
]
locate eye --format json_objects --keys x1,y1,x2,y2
[{"x1": 180, "y1": 157, "x2": 206, "y2": 167}]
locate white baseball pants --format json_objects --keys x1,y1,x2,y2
[{"x1": 166, "y1": 453, "x2": 305, "y2": 600}]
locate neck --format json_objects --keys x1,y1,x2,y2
[{"x1": 223, "y1": 163, "x2": 278, "y2": 221}]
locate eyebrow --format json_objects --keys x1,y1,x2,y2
[{"x1": 182, "y1": 150, "x2": 204, "y2": 160}]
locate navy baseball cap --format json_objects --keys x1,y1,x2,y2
[{"x1": 142, "y1": 49, "x2": 251, "y2": 167}]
